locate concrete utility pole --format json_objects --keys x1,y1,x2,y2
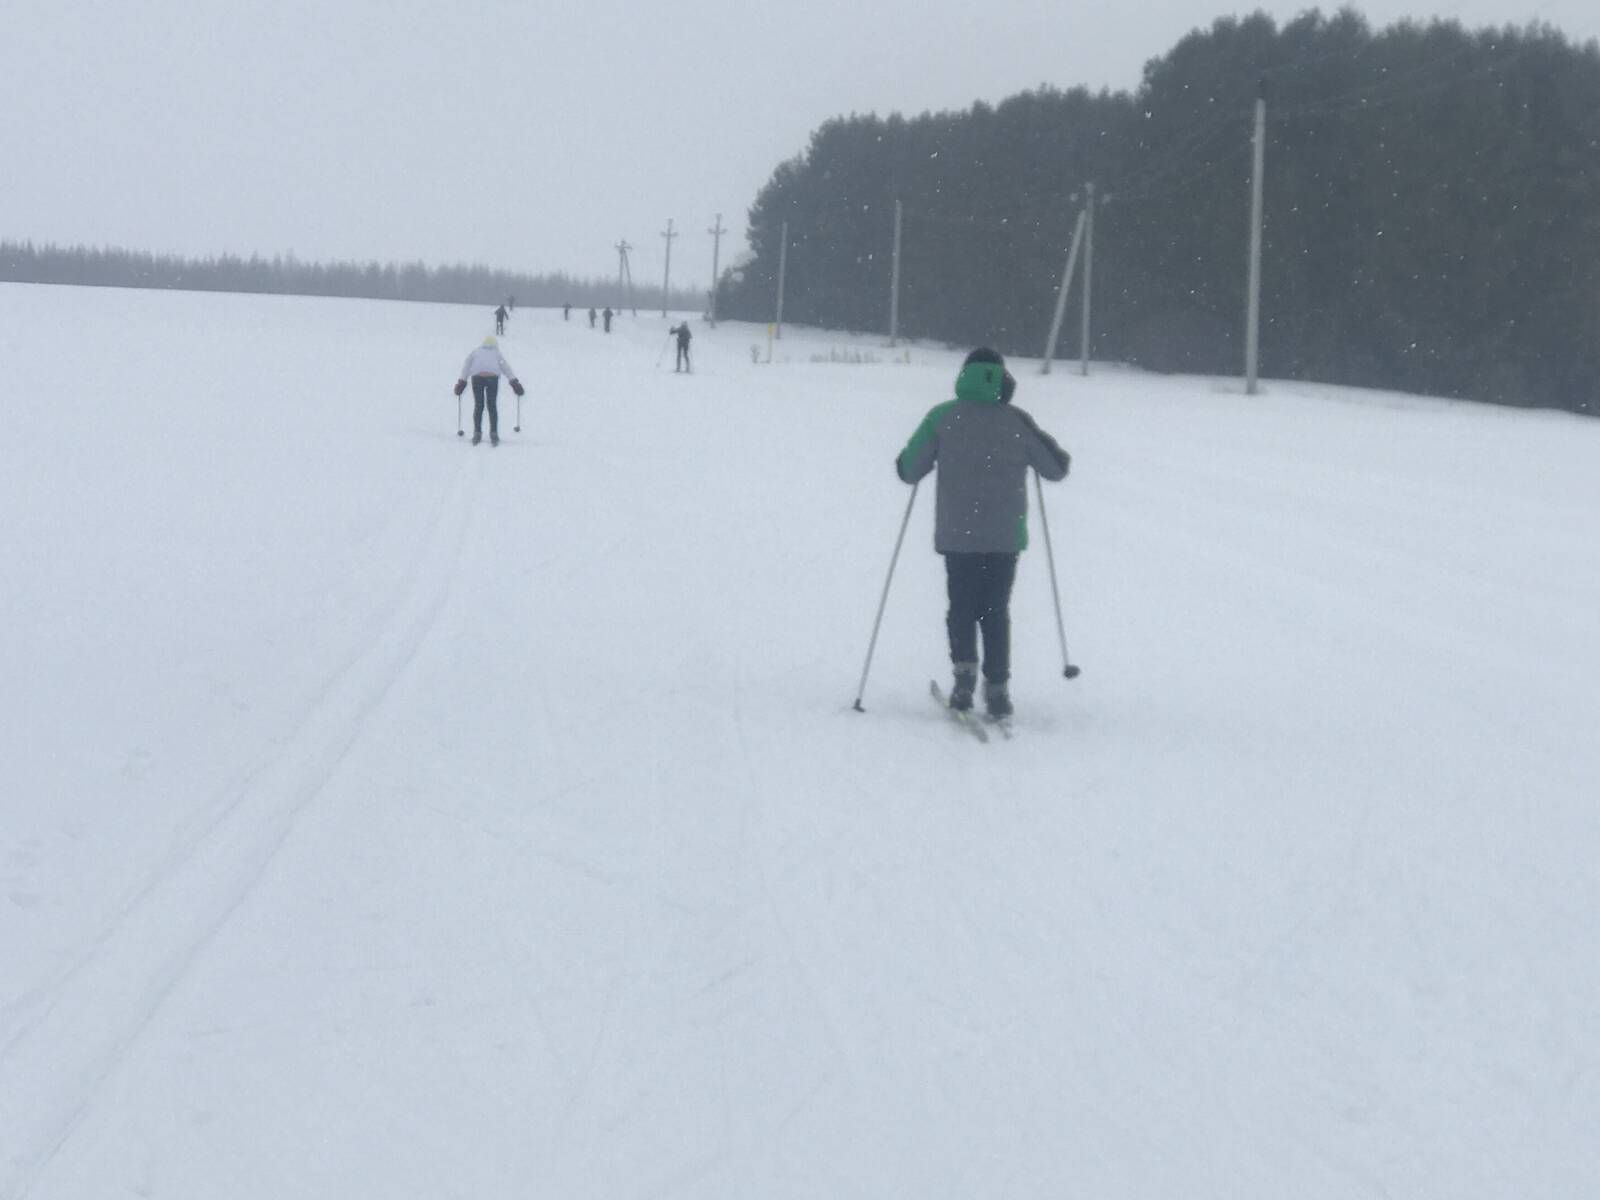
[
  {"x1": 707, "y1": 213, "x2": 724, "y2": 327},
  {"x1": 888, "y1": 199, "x2": 903, "y2": 348},
  {"x1": 1079, "y1": 182, "x2": 1096, "y2": 377},
  {"x1": 1040, "y1": 208, "x2": 1087, "y2": 374},
  {"x1": 775, "y1": 220, "x2": 789, "y2": 340},
  {"x1": 660, "y1": 219, "x2": 677, "y2": 317},
  {"x1": 1245, "y1": 85, "x2": 1267, "y2": 395},
  {"x1": 614, "y1": 239, "x2": 634, "y2": 312}
]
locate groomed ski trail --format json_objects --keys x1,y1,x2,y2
[{"x1": 0, "y1": 462, "x2": 481, "y2": 1200}]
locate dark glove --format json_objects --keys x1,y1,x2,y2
[
  {"x1": 453, "y1": 380, "x2": 466, "y2": 396},
  {"x1": 510, "y1": 379, "x2": 525, "y2": 397}
]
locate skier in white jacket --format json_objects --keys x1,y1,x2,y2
[{"x1": 453, "y1": 335, "x2": 523, "y2": 445}]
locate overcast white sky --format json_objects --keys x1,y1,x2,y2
[{"x1": 3, "y1": 0, "x2": 1593, "y2": 290}]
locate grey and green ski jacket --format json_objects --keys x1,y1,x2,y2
[{"x1": 895, "y1": 361, "x2": 1071, "y2": 553}]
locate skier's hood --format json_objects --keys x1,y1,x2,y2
[{"x1": 954, "y1": 348, "x2": 1006, "y2": 406}]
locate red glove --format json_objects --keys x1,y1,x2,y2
[
  {"x1": 453, "y1": 380, "x2": 466, "y2": 396},
  {"x1": 510, "y1": 379, "x2": 525, "y2": 397}
]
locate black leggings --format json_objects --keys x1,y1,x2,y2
[
  {"x1": 945, "y1": 553, "x2": 1018, "y2": 682},
  {"x1": 471, "y1": 375, "x2": 499, "y2": 435}
]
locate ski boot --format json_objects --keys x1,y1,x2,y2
[
  {"x1": 948, "y1": 663, "x2": 978, "y2": 712},
  {"x1": 490, "y1": 432, "x2": 500, "y2": 446},
  {"x1": 471, "y1": 430, "x2": 482, "y2": 445},
  {"x1": 983, "y1": 679, "x2": 1013, "y2": 721}
]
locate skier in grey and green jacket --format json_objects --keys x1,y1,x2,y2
[{"x1": 895, "y1": 347, "x2": 1070, "y2": 718}]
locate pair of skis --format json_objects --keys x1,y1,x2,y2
[{"x1": 928, "y1": 680, "x2": 1012, "y2": 742}]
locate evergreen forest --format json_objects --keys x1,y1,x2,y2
[
  {"x1": 718, "y1": 10, "x2": 1600, "y2": 414},
  {"x1": 0, "y1": 241, "x2": 699, "y2": 315}
]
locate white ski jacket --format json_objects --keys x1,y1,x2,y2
[{"x1": 459, "y1": 346, "x2": 519, "y2": 380}]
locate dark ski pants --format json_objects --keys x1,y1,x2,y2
[
  {"x1": 944, "y1": 552, "x2": 1019, "y2": 682},
  {"x1": 675, "y1": 344, "x2": 691, "y2": 371},
  {"x1": 471, "y1": 375, "x2": 500, "y2": 437}
]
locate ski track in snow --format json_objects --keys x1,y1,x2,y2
[{"x1": 0, "y1": 456, "x2": 479, "y2": 1199}]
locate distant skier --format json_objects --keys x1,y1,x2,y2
[
  {"x1": 507, "y1": 295, "x2": 516, "y2": 313},
  {"x1": 588, "y1": 307, "x2": 597, "y2": 329},
  {"x1": 894, "y1": 348, "x2": 1070, "y2": 718},
  {"x1": 494, "y1": 304, "x2": 508, "y2": 335},
  {"x1": 453, "y1": 334, "x2": 524, "y2": 446},
  {"x1": 563, "y1": 303, "x2": 571, "y2": 321},
  {"x1": 670, "y1": 321, "x2": 693, "y2": 372},
  {"x1": 603, "y1": 306, "x2": 613, "y2": 333}
]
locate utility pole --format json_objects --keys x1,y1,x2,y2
[
  {"x1": 1245, "y1": 84, "x2": 1267, "y2": 395},
  {"x1": 775, "y1": 219, "x2": 789, "y2": 340},
  {"x1": 888, "y1": 199, "x2": 903, "y2": 348},
  {"x1": 614, "y1": 239, "x2": 634, "y2": 313},
  {"x1": 660, "y1": 219, "x2": 677, "y2": 317},
  {"x1": 1079, "y1": 182, "x2": 1096, "y2": 377},
  {"x1": 1040, "y1": 207, "x2": 1087, "y2": 374},
  {"x1": 707, "y1": 213, "x2": 724, "y2": 327}
]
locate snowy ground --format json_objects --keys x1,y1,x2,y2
[{"x1": 2, "y1": 281, "x2": 1598, "y2": 1199}]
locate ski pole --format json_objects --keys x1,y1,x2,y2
[
  {"x1": 655, "y1": 332, "x2": 673, "y2": 368},
  {"x1": 457, "y1": 391, "x2": 463, "y2": 437},
  {"x1": 1034, "y1": 470, "x2": 1081, "y2": 679},
  {"x1": 514, "y1": 389, "x2": 522, "y2": 433},
  {"x1": 852, "y1": 481, "x2": 920, "y2": 712}
]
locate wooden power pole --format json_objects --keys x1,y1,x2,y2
[
  {"x1": 614, "y1": 239, "x2": 634, "y2": 313},
  {"x1": 888, "y1": 199, "x2": 903, "y2": 348},
  {"x1": 660, "y1": 219, "x2": 677, "y2": 317},
  {"x1": 1079, "y1": 182, "x2": 1096, "y2": 377},
  {"x1": 707, "y1": 213, "x2": 724, "y2": 327},
  {"x1": 1245, "y1": 86, "x2": 1267, "y2": 395},
  {"x1": 775, "y1": 220, "x2": 789, "y2": 340},
  {"x1": 1041, "y1": 207, "x2": 1087, "y2": 374}
]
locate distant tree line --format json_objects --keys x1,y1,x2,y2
[
  {"x1": 718, "y1": 10, "x2": 1600, "y2": 414},
  {"x1": 0, "y1": 240, "x2": 704, "y2": 313}
]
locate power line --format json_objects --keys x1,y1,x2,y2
[
  {"x1": 1098, "y1": 38, "x2": 1537, "y2": 204},
  {"x1": 1271, "y1": 40, "x2": 1531, "y2": 120},
  {"x1": 1110, "y1": 118, "x2": 1242, "y2": 204},
  {"x1": 900, "y1": 206, "x2": 1024, "y2": 235}
]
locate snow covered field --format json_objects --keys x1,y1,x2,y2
[{"x1": 2, "y1": 280, "x2": 1597, "y2": 1198}]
